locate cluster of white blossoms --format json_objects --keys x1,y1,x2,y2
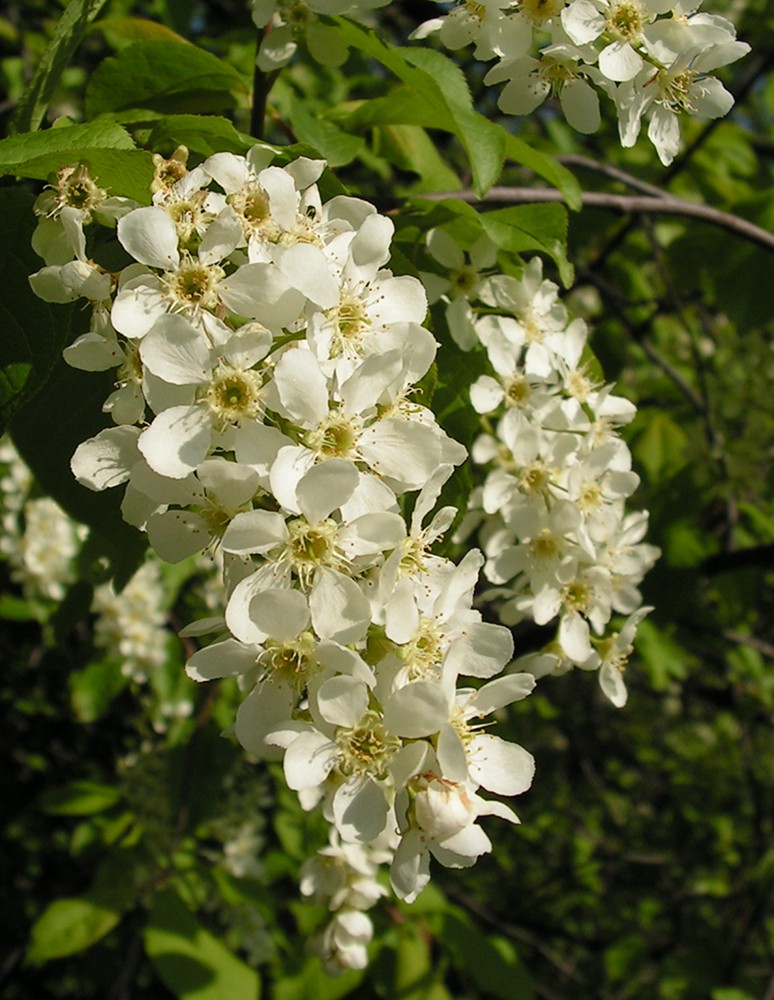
[
  {"x1": 29, "y1": 147, "x2": 545, "y2": 970},
  {"x1": 414, "y1": 0, "x2": 749, "y2": 164},
  {"x1": 250, "y1": 0, "x2": 390, "y2": 70},
  {"x1": 425, "y1": 231, "x2": 659, "y2": 708}
]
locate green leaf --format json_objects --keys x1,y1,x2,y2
[
  {"x1": 336, "y1": 20, "x2": 504, "y2": 196},
  {"x1": 70, "y1": 658, "x2": 130, "y2": 723},
  {"x1": 11, "y1": 0, "x2": 110, "y2": 134},
  {"x1": 0, "y1": 122, "x2": 154, "y2": 204},
  {"x1": 632, "y1": 409, "x2": 690, "y2": 483},
  {"x1": 38, "y1": 780, "x2": 121, "y2": 816},
  {"x1": 27, "y1": 897, "x2": 121, "y2": 962},
  {"x1": 147, "y1": 114, "x2": 255, "y2": 157},
  {"x1": 504, "y1": 134, "x2": 582, "y2": 211},
  {"x1": 144, "y1": 888, "x2": 260, "y2": 1000},
  {"x1": 85, "y1": 41, "x2": 244, "y2": 119},
  {"x1": 286, "y1": 90, "x2": 364, "y2": 168},
  {"x1": 27, "y1": 855, "x2": 137, "y2": 962},
  {"x1": 477, "y1": 203, "x2": 573, "y2": 286},
  {"x1": 274, "y1": 958, "x2": 363, "y2": 1000},
  {"x1": 89, "y1": 16, "x2": 190, "y2": 49},
  {"x1": 373, "y1": 124, "x2": 461, "y2": 193},
  {"x1": 424, "y1": 906, "x2": 534, "y2": 1000}
]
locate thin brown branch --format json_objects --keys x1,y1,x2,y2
[
  {"x1": 557, "y1": 153, "x2": 668, "y2": 199},
  {"x1": 424, "y1": 187, "x2": 774, "y2": 254}
]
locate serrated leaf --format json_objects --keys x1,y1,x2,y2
[
  {"x1": 144, "y1": 888, "x2": 261, "y2": 1000},
  {"x1": 147, "y1": 114, "x2": 255, "y2": 156},
  {"x1": 39, "y1": 780, "x2": 121, "y2": 815},
  {"x1": 375, "y1": 124, "x2": 461, "y2": 193},
  {"x1": 336, "y1": 19, "x2": 504, "y2": 195},
  {"x1": 85, "y1": 41, "x2": 244, "y2": 119},
  {"x1": 11, "y1": 0, "x2": 110, "y2": 134},
  {"x1": 477, "y1": 203, "x2": 573, "y2": 286},
  {"x1": 504, "y1": 134, "x2": 582, "y2": 211},
  {"x1": 286, "y1": 91, "x2": 364, "y2": 168},
  {"x1": 89, "y1": 16, "x2": 190, "y2": 48},
  {"x1": 0, "y1": 122, "x2": 153, "y2": 204}
]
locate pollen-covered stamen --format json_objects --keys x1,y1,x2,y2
[
  {"x1": 283, "y1": 0, "x2": 312, "y2": 29},
  {"x1": 399, "y1": 534, "x2": 430, "y2": 578},
  {"x1": 596, "y1": 633, "x2": 630, "y2": 674},
  {"x1": 150, "y1": 146, "x2": 189, "y2": 194},
  {"x1": 304, "y1": 413, "x2": 360, "y2": 460},
  {"x1": 116, "y1": 340, "x2": 144, "y2": 389},
  {"x1": 326, "y1": 291, "x2": 372, "y2": 357},
  {"x1": 165, "y1": 191, "x2": 216, "y2": 252},
  {"x1": 228, "y1": 183, "x2": 281, "y2": 243},
  {"x1": 285, "y1": 517, "x2": 347, "y2": 588},
  {"x1": 529, "y1": 528, "x2": 562, "y2": 560},
  {"x1": 520, "y1": 461, "x2": 551, "y2": 494},
  {"x1": 397, "y1": 617, "x2": 446, "y2": 680},
  {"x1": 656, "y1": 67, "x2": 698, "y2": 112},
  {"x1": 605, "y1": 0, "x2": 645, "y2": 40},
  {"x1": 521, "y1": 0, "x2": 561, "y2": 25},
  {"x1": 463, "y1": 0, "x2": 486, "y2": 21},
  {"x1": 566, "y1": 365, "x2": 597, "y2": 402},
  {"x1": 577, "y1": 480, "x2": 603, "y2": 514},
  {"x1": 504, "y1": 374, "x2": 532, "y2": 408},
  {"x1": 563, "y1": 578, "x2": 591, "y2": 614},
  {"x1": 449, "y1": 265, "x2": 479, "y2": 297},
  {"x1": 204, "y1": 364, "x2": 264, "y2": 427},
  {"x1": 538, "y1": 56, "x2": 581, "y2": 98},
  {"x1": 36, "y1": 163, "x2": 108, "y2": 223},
  {"x1": 163, "y1": 255, "x2": 225, "y2": 313},
  {"x1": 335, "y1": 710, "x2": 401, "y2": 779},
  {"x1": 258, "y1": 630, "x2": 318, "y2": 690}
]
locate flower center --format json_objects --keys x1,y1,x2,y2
[
  {"x1": 166, "y1": 257, "x2": 224, "y2": 311},
  {"x1": 335, "y1": 711, "x2": 400, "y2": 778},
  {"x1": 606, "y1": 0, "x2": 645, "y2": 40},
  {"x1": 397, "y1": 617, "x2": 445, "y2": 680},
  {"x1": 205, "y1": 365, "x2": 264, "y2": 425},
  {"x1": 520, "y1": 461, "x2": 550, "y2": 493},
  {"x1": 529, "y1": 529, "x2": 561, "y2": 560},
  {"x1": 260, "y1": 631, "x2": 318, "y2": 690},
  {"x1": 304, "y1": 414, "x2": 359, "y2": 459},
  {"x1": 563, "y1": 579, "x2": 591, "y2": 613},
  {"x1": 505, "y1": 374, "x2": 531, "y2": 407}
]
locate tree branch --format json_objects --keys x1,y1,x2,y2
[{"x1": 424, "y1": 187, "x2": 774, "y2": 254}]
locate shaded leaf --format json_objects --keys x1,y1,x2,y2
[
  {"x1": 85, "y1": 41, "x2": 244, "y2": 119},
  {"x1": 144, "y1": 888, "x2": 260, "y2": 1000},
  {"x1": 11, "y1": 0, "x2": 110, "y2": 134},
  {"x1": 38, "y1": 780, "x2": 121, "y2": 816}
]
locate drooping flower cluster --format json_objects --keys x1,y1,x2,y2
[
  {"x1": 29, "y1": 148, "x2": 540, "y2": 970},
  {"x1": 414, "y1": 0, "x2": 749, "y2": 164},
  {"x1": 250, "y1": 0, "x2": 390, "y2": 70},
  {"x1": 425, "y1": 233, "x2": 659, "y2": 707}
]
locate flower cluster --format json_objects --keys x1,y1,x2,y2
[
  {"x1": 414, "y1": 0, "x2": 749, "y2": 164},
  {"x1": 250, "y1": 0, "x2": 389, "y2": 70},
  {"x1": 29, "y1": 148, "x2": 540, "y2": 966},
  {"x1": 425, "y1": 235, "x2": 659, "y2": 707}
]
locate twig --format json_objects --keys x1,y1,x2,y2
[
  {"x1": 423, "y1": 188, "x2": 774, "y2": 254},
  {"x1": 250, "y1": 27, "x2": 279, "y2": 140},
  {"x1": 557, "y1": 153, "x2": 668, "y2": 199}
]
